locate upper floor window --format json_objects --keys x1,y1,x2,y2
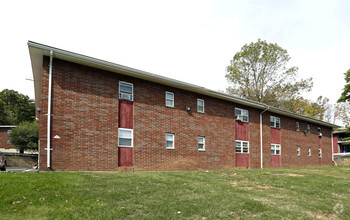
[
  {"x1": 307, "y1": 124, "x2": 311, "y2": 133},
  {"x1": 271, "y1": 144, "x2": 281, "y2": 155},
  {"x1": 270, "y1": 116, "x2": 280, "y2": 128},
  {"x1": 236, "y1": 140, "x2": 249, "y2": 153},
  {"x1": 296, "y1": 122, "x2": 300, "y2": 131},
  {"x1": 7, "y1": 129, "x2": 12, "y2": 134},
  {"x1": 318, "y1": 149, "x2": 322, "y2": 158},
  {"x1": 197, "y1": 99, "x2": 205, "y2": 113},
  {"x1": 165, "y1": 92, "x2": 174, "y2": 107},
  {"x1": 308, "y1": 147, "x2": 311, "y2": 157},
  {"x1": 7, "y1": 140, "x2": 11, "y2": 145},
  {"x1": 198, "y1": 136, "x2": 205, "y2": 151},
  {"x1": 119, "y1": 81, "x2": 133, "y2": 101},
  {"x1": 235, "y1": 108, "x2": 249, "y2": 122},
  {"x1": 318, "y1": 127, "x2": 322, "y2": 136}
]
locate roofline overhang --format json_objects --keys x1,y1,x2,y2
[
  {"x1": 28, "y1": 41, "x2": 339, "y2": 128},
  {"x1": 0, "y1": 125, "x2": 17, "y2": 128}
]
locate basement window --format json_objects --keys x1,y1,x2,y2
[
  {"x1": 118, "y1": 128, "x2": 133, "y2": 147},
  {"x1": 119, "y1": 81, "x2": 133, "y2": 101},
  {"x1": 270, "y1": 116, "x2": 280, "y2": 128},
  {"x1": 271, "y1": 144, "x2": 281, "y2": 155},
  {"x1": 235, "y1": 108, "x2": 249, "y2": 122},
  {"x1": 198, "y1": 136, "x2": 205, "y2": 151},
  {"x1": 197, "y1": 99, "x2": 205, "y2": 113},
  {"x1": 166, "y1": 133, "x2": 175, "y2": 149},
  {"x1": 165, "y1": 92, "x2": 174, "y2": 107},
  {"x1": 236, "y1": 140, "x2": 249, "y2": 153}
]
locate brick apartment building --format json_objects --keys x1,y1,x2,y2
[
  {"x1": 28, "y1": 41, "x2": 338, "y2": 171},
  {"x1": 0, "y1": 125, "x2": 17, "y2": 153}
]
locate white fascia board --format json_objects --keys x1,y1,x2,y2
[
  {"x1": 0, "y1": 125, "x2": 17, "y2": 128},
  {"x1": 27, "y1": 41, "x2": 339, "y2": 128}
]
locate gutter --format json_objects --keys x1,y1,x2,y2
[{"x1": 260, "y1": 107, "x2": 270, "y2": 169}]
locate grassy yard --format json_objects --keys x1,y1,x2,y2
[{"x1": 0, "y1": 166, "x2": 349, "y2": 219}]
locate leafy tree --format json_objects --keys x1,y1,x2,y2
[
  {"x1": 0, "y1": 89, "x2": 35, "y2": 125},
  {"x1": 282, "y1": 96, "x2": 330, "y2": 121},
  {"x1": 335, "y1": 102, "x2": 350, "y2": 127},
  {"x1": 0, "y1": 98, "x2": 5, "y2": 124},
  {"x1": 226, "y1": 39, "x2": 313, "y2": 108},
  {"x1": 9, "y1": 121, "x2": 38, "y2": 153},
  {"x1": 338, "y1": 69, "x2": 350, "y2": 102}
]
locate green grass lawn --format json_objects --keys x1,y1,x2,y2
[{"x1": 0, "y1": 166, "x2": 349, "y2": 219}]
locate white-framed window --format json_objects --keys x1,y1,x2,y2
[
  {"x1": 198, "y1": 136, "x2": 205, "y2": 151},
  {"x1": 318, "y1": 149, "x2": 322, "y2": 158},
  {"x1": 296, "y1": 122, "x2": 300, "y2": 131},
  {"x1": 307, "y1": 124, "x2": 311, "y2": 133},
  {"x1": 119, "y1": 81, "x2": 133, "y2": 101},
  {"x1": 271, "y1": 144, "x2": 281, "y2": 155},
  {"x1": 270, "y1": 116, "x2": 280, "y2": 128},
  {"x1": 297, "y1": 146, "x2": 300, "y2": 156},
  {"x1": 308, "y1": 147, "x2": 311, "y2": 157},
  {"x1": 7, "y1": 129, "x2": 12, "y2": 134},
  {"x1": 197, "y1": 99, "x2": 205, "y2": 113},
  {"x1": 118, "y1": 128, "x2": 133, "y2": 147},
  {"x1": 165, "y1": 92, "x2": 174, "y2": 107},
  {"x1": 166, "y1": 133, "x2": 175, "y2": 149},
  {"x1": 318, "y1": 127, "x2": 322, "y2": 136},
  {"x1": 7, "y1": 140, "x2": 11, "y2": 144},
  {"x1": 236, "y1": 140, "x2": 249, "y2": 153},
  {"x1": 235, "y1": 108, "x2": 249, "y2": 122}
]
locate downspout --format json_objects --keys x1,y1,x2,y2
[
  {"x1": 331, "y1": 129, "x2": 337, "y2": 166},
  {"x1": 47, "y1": 50, "x2": 53, "y2": 168},
  {"x1": 260, "y1": 106, "x2": 270, "y2": 169}
]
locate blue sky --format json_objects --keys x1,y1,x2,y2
[{"x1": 1, "y1": 0, "x2": 349, "y2": 106}]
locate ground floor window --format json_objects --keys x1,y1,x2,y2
[
  {"x1": 271, "y1": 144, "x2": 281, "y2": 155},
  {"x1": 236, "y1": 140, "x2": 249, "y2": 153},
  {"x1": 198, "y1": 136, "x2": 205, "y2": 151},
  {"x1": 118, "y1": 128, "x2": 133, "y2": 147},
  {"x1": 166, "y1": 133, "x2": 175, "y2": 149}
]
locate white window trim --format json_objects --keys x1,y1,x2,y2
[
  {"x1": 235, "y1": 140, "x2": 249, "y2": 154},
  {"x1": 307, "y1": 125, "x2": 311, "y2": 133},
  {"x1": 166, "y1": 133, "x2": 175, "y2": 149},
  {"x1": 165, "y1": 91, "x2": 174, "y2": 108},
  {"x1": 119, "y1": 81, "x2": 134, "y2": 101},
  {"x1": 197, "y1": 99, "x2": 205, "y2": 113},
  {"x1": 235, "y1": 108, "x2": 249, "y2": 122},
  {"x1": 118, "y1": 128, "x2": 133, "y2": 147},
  {"x1": 198, "y1": 136, "x2": 205, "y2": 151},
  {"x1": 270, "y1": 116, "x2": 280, "y2": 128},
  {"x1": 271, "y1": 144, "x2": 281, "y2": 155},
  {"x1": 308, "y1": 147, "x2": 311, "y2": 157},
  {"x1": 296, "y1": 122, "x2": 300, "y2": 132}
]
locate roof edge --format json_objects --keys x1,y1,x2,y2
[{"x1": 27, "y1": 41, "x2": 340, "y2": 128}]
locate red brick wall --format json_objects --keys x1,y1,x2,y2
[{"x1": 38, "y1": 57, "x2": 334, "y2": 171}]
